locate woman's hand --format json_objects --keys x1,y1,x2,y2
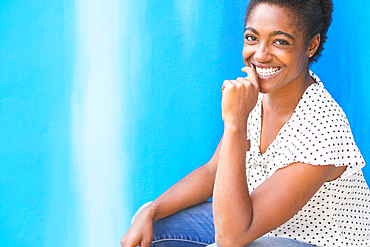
[
  {"x1": 120, "y1": 207, "x2": 154, "y2": 247},
  {"x1": 221, "y1": 66, "x2": 259, "y2": 128}
]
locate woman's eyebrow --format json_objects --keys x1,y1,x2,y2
[
  {"x1": 270, "y1": 31, "x2": 295, "y2": 41},
  {"x1": 245, "y1": 27, "x2": 259, "y2": 35},
  {"x1": 245, "y1": 27, "x2": 295, "y2": 41}
]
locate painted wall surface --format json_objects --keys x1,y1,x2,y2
[
  {"x1": 0, "y1": 1, "x2": 78, "y2": 246},
  {"x1": 0, "y1": 0, "x2": 369, "y2": 246}
]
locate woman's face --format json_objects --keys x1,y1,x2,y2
[{"x1": 243, "y1": 4, "x2": 309, "y2": 94}]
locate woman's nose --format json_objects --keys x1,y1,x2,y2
[{"x1": 254, "y1": 43, "x2": 272, "y2": 63}]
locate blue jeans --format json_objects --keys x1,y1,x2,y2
[{"x1": 134, "y1": 202, "x2": 314, "y2": 247}]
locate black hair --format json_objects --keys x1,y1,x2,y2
[{"x1": 245, "y1": 0, "x2": 333, "y2": 64}]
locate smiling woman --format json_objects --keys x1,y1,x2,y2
[
  {"x1": 242, "y1": 4, "x2": 318, "y2": 96},
  {"x1": 120, "y1": 1, "x2": 370, "y2": 247}
]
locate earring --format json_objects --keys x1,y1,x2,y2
[{"x1": 309, "y1": 53, "x2": 313, "y2": 58}]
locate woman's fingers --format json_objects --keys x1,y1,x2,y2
[
  {"x1": 121, "y1": 202, "x2": 155, "y2": 247},
  {"x1": 120, "y1": 223, "x2": 153, "y2": 247},
  {"x1": 120, "y1": 238, "x2": 148, "y2": 247},
  {"x1": 223, "y1": 78, "x2": 251, "y2": 93},
  {"x1": 120, "y1": 237, "x2": 136, "y2": 247},
  {"x1": 222, "y1": 80, "x2": 234, "y2": 94},
  {"x1": 121, "y1": 233, "x2": 152, "y2": 247},
  {"x1": 221, "y1": 75, "x2": 259, "y2": 126},
  {"x1": 140, "y1": 237, "x2": 152, "y2": 247},
  {"x1": 220, "y1": 66, "x2": 260, "y2": 126},
  {"x1": 235, "y1": 77, "x2": 251, "y2": 87},
  {"x1": 241, "y1": 66, "x2": 259, "y2": 89}
]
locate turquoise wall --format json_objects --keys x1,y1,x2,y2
[
  {"x1": 0, "y1": 0, "x2": 368, "y2": 246},
  {"x1": 0, "y1": 0, "x2": 78, "y2": 246}
]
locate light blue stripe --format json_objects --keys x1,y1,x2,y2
[{"x1": 72, "y1": 0, "x2": 125, "y2": 246}]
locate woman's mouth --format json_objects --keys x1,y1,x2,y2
[{"x1": 255, "y1": 66, "x2": 282, "y2": 78}]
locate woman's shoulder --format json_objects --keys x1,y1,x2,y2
[
  {"x1": 272, "y1": 72, "x2": 365, "y2": 170},
  {"x1": 295, "y1": 71, "x2": 349, "y2": 126}
]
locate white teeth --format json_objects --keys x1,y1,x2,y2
[{"x1": 255, "y1": 66, "x2": 280, "y2": 77}]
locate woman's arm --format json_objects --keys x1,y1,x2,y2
[
  {"x1": 149, "y1": 137, "x2": 222, "y2": 221},
  {"x1": 213, "y1": 128, "x2": 339, "y2": 246},
  {"x1": 121, "y1": 137, "x2": 222, "y2": 247},
  {"x1": 212, "y1": 66, "x2": 258, "y2": 246},
  {"x1": 212, "y1": 67, "x2": 342, "y2": 247}
]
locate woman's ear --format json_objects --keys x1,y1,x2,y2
[{"x1": 307, "y1": 33, "x2": 321, "y2": 58}]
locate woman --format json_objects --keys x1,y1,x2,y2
[{"x1": 121, "y1": 0, "x2": 370, "y2": 246}]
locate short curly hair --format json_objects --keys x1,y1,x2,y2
[{"x1": 245, "y1": 0, "x2": 333, "y2": 64}]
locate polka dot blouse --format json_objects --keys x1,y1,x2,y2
[{"x1": 246, "y1": 71, "x2": 370, "y2": 247}]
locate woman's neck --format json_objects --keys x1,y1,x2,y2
[{"x1": 262, "y1": 69, "x2": 314, "y2": 117}]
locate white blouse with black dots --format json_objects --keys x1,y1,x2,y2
[{"x1": 246, "y1": 71, "x2": 370, "y2": 247}]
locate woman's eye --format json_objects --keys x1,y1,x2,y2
[
  {"x1": 245, "y1": 35, "x2": 257, "y2": 42},
  {"x1": 274, "y1": 39, "x2": 290, "y2": 45}
]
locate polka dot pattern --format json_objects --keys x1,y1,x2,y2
[{"x1": 245, "y1": 71, "x2": 370, "y2": 247}]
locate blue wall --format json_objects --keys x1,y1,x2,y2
[
  {"x1": 311, "y1": 0, "x2": 370, "y2": 178},
  {"x1": 0, "y1": 0, "x2": 78, "y2": 246},
  {"x1": 0, "y1": 0, "x2": 368, "y2": 246}
]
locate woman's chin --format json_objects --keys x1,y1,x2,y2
[{"x1": 258, "y1": 84, "x2": 272, "y2": 94}]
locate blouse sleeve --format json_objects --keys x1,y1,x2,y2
[{"x1": 273, "y1": 83, "x2": 365, "y2": 178}]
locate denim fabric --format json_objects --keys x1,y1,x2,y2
[
  {"x1": 134, "y1": 202, "x2": 313, "y2": 247},
  {"x1": 151, "y1": 202, "x2": 215, "y2": 247}
]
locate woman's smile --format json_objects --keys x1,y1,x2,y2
[{"x1": 253, "y1": 64, "x2": 283, "y2": 79}]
